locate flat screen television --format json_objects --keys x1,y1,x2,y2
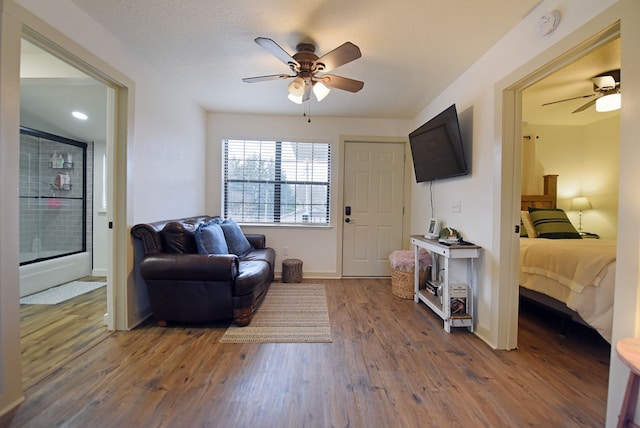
[{"x1": 409, "y1": 104, "x2": 468, "y2": 183}]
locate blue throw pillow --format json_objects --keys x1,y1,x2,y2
[
  {"x1": 220, "y1": 219, "x2": 253, "y2": 256},
  {"x1": 195, "y1": 222, "x2": 229, "y2": 254}
]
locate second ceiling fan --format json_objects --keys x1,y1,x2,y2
[
  {"x1": 242, "y1": 37, "x2": 364, "y2": 104},
  {"x1": 542, "y1": 69, "x2": 621, "y2": 113}
]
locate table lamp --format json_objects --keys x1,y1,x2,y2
[{"x1": 571, "y1": 196, "x2": 592, "y2": 233}]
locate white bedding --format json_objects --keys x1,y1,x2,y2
[{"x1": 519, "y1": 238, "x2": 616, "y2": 343}]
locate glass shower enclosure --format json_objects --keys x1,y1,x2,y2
[{"x1": 19, "y1": 126, "x2": 87, "y2": 265}]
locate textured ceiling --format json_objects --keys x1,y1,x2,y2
[
  {"x1": 21, "y1": 2, "x2": 620, "y2": 144},
  {"x1": 67, "y1": 0, "x2": 540, "y2": 119}
]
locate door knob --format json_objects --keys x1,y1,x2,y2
[{"x1": 345, "y1": 218, "x2": 351, "y2": 223}]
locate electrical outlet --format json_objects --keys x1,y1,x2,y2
[
  {"x1": 283, "y1": 247, "x2": 288, "y2": 256},
  {"x1": 451, "y1": 201, "x2": 461, "y2": 213}
]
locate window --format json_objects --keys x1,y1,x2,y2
[{"x1": 223, "y1": 139, "x2": 331, "y2": 225}]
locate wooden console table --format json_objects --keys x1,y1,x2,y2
[{"x1": 410, "y1": 235, "x2": 481, "y2": 332}]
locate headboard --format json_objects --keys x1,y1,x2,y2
[{"x1": 521, "y1": 174, "x2": 558, "y2": 210}]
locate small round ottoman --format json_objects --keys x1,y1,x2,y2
[{"x1": 282, "y1": 258, "x2": 303, "y2": 283}]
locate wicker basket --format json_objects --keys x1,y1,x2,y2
[{"x1": 391, "y1": 268, "x2": 427, "y2": 299}]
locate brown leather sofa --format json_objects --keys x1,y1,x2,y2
[{"x1": 131, "y1": 215, "x2": 275, "y2": 327}]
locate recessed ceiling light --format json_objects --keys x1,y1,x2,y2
[{"x1": 72, "y1": 111, "x2": 88, "y2": 120}]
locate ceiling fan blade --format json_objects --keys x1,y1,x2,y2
[
  {"x1": 319, "y1": 74, "x2": 364, "y2": 93},
  {"x1": 254, "y1": 37, "x2": 298, "y2": 67},
  {"x1": 315, "y1": 42, "x2": 361, "y2": 72},
  {"x1": 541, "y1": 93, "x2": 595, "y2": 107},
  {"x1": 242, "y1": 74, "x2": 293, "y2": 83},
  {"x1": 572, "y1": 97, "x2": 598, "y2": 113}
]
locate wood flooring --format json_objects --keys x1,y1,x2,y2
[
  {"x1": 4, "y1": 278, "x2": 610, "y2": 427},
  {"x1": 19, "y1": 277, "x2": 110, "y2": 389}
]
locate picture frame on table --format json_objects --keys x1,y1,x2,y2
[{"x1": 425, "y1": 218, "x2": 441, "y2": 239}]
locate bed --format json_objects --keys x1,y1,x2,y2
[{"x1": 519, "y1": 175, "x2": 615, "y2": 343}]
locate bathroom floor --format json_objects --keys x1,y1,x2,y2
[{"x1": 20, "y1": 276, "x2": 108, "y2": 388}]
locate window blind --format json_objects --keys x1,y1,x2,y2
[{"x1": 223, "y1": 139, "x2": 331, "y2": 225}]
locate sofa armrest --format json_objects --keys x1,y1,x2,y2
[
  {"x1": 245, "y1": 234, "x2": 266, "y2": 249},
  {"x1": 140, "y1": 253, "x2": 239, "y2": 281},
  {"x1": 131, "y1": 223, "x2": 163, "y2": 255}
]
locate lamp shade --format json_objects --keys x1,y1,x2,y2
[
  {"x1": 313, "y1": 81, "x2": 330, "y2": 102},
  {"x1": 288, "y1": 77, "x2": 305, "y2": 97},
  {"x1": 571, "y1": 196, "x2": 593, "y2": 211},
  {"x1": 595, "y1": 93, "x2": 621, "y2": 112},
  {"x1": 287, "y1": 93, "x2": 303, "y2": 104}
]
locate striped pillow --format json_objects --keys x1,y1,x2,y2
[{"x1": 528, "y1": 208, "x2": 582, "y2": 239}]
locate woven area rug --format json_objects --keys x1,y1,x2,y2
[
  {"x1": 220, "y1": 283, "x2": 332, "y2": 343},
  {"x1": 20, "y1": 281, "x2": 106, "y2": 305}
]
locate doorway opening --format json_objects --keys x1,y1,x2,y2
[
  {"x1": 504, "y1": 27, "x2": 620, "y2": 349},
  {"x1": 17, "y1": 31, "x2": 121, "y2": 387}
]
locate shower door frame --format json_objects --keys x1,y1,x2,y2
[{"x1": 19, "y1": 126, "x2": 88, "y2": 266}]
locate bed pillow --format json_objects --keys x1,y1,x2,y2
[
  {"x1": 528, "y1": 207, "x2": 582, "y2": 239},
  {"x1": 520, "y1": 210, "x2": 538, "y2": 238},
  {"x1": 220, "y1": 219, "x2": 253, "y2": 256},
  {"x1": 195, "y1": 221, "x2": 229, "y2": 255}
]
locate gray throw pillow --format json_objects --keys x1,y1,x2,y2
[
  {"x1": 220, "y1": 219, "x2": 253, "y2": 256},
  {"x1": 195, "y1": 222, "x2": 229, "y2": 254}
]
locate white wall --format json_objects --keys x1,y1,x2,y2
[
  {"x1": 409, "y1": 0, "x2": 620, "y2": 343},
  {"x1": 408, "y1": 1, "x2": 640, "y2": 426},
  {"x1": 0, "y1": 0, "x2": 207, "y2": 415},
  {"x1": 206, "y1": 113, "x2": 412, "y2": 277},
  {"x1": 93, "y1": 140, "x2": 107, "y2": 276},
  {"x1": 1, "y1": 0, "x2": 639, "y2": 426},
  {"x1": 13, "y1": 0, "x2": 208, "y2": 326},
  {"x1": 526, "y1": 116, "x2": 620, "y2": 239}
]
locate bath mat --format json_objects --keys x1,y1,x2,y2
[
  {"x1": 20, "y1": 281, "x2": 106, "y2": 305},
  {"x1": 220, "y1": 283, "x2": 332, "y2": 343}
]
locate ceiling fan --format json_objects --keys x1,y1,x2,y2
[
  {"x1": 242, "y1": 37, "x2": 364, "y2": 104},
  {"x1": 542, "y1": 69, "x2": 621, "y2": 113}
]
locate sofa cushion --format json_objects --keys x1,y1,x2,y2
[
  {"x1": 220, "y1": 219, "x2": 253, "y2": 257},
  {"x1": 160, "y1": 222, "x2": 198, "y2": 253},
  {"x1": 195, "y1": 222, "x2": 229, "y2": 255},
  {"x1": 234, "y1": 260, "x2": 271, "y2": 296},
  {"x1": 241, "y1": 247, "x2": 276, "y2": 279}
]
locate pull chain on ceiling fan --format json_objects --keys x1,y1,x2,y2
[{"x1": 242, "y1": 37, "x2": 364, "y2": 104}]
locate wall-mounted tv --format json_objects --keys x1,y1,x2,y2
[{"x1": 409, "y1": 104, "x2": 468, "y2": 183}]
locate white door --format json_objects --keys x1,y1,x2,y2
[{"x1": 342, "y1": 142, "x2": 405, "y2": 276}]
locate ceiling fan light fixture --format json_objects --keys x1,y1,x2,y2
[
  {"x1": 312, "y1": 81, "x2": 330, "y2": 102},
  {"x1": 288, "y1": 93, "x2": 303, "y2": 104},
  {"x1": 595, "y1": 93, "x2": 621, "y2": 112},
  {"x1": 288, "y1": 77, "x2": 305, "y2": 97}
]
